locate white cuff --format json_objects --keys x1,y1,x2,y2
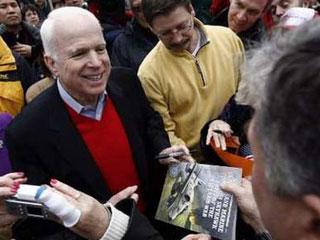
[{"x1": 99, "y1": 203, "x2": 129, "y2": 240}]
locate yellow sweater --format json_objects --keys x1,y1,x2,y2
[{"x1": 138, "y1": 21, "x2": 244, "y2": 149}]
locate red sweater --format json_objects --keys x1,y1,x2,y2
[{"x1": 67, "y1": 100, "x2": 144, "y2": 208}]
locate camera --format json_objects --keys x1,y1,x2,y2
[
  {"x1": 5, "y1": 184, "x2": 58, "y2": 220},
  {"x1": 5, "y1": 198, "x2": 57, "y2": 220},
  {"x1": 5, "y1": 184, "x2": 81, "y2": 227}
]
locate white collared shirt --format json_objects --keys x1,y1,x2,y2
[{"x1": 57, "y1": 80, "x2": 107, "y2": 121}]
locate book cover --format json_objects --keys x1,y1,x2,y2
[{"x1": 155, "y1": 162, "x2": 242, "y2": 240}]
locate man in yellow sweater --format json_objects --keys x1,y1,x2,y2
[{"x1": 138, "y1": 0, "x2": 244, "y2": 159}]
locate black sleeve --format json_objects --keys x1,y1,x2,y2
[
  {"x1": 111, "y1": 67, "x2": 171, "y2": 155},
  {"x1": 13, "y1": 52, "x2": 33, "y2": 92},
  {"x1": 116, "y1": 199, "x2": 163, "y2": 240},
  {"x1": 131, "y1": 70, "x2": 171, "y2": 154}
]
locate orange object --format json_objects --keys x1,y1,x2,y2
[{"x1": 210, "y1": 137, "x2": 253, "y2": 176}]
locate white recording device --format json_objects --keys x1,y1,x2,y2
[{"x1": 6, "y1": 184, "x2": 81, "y2": 227}]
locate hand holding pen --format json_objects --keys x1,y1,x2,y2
[{"x1": 156, "y1": 145, "x2": 195, "y2": 165}]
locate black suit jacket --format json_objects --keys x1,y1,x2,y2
[{"x1": 6, "y1": 67, "x2": 170, "y2": 239}]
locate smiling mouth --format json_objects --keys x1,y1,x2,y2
[{"x1": 83, "y1": 74, "x2": 104, "y2": 81}]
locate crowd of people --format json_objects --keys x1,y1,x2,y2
[{"x1": 0, "y1": 0, "x2": 320, "y2": 239}]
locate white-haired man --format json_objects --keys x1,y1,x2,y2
[{"x1": 4, "y1": 6, "x2": 190, "y2": 239}]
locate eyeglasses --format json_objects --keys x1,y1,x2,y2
[{"x1": 155, "y1": 18, "x2": 193, "y2": 40}]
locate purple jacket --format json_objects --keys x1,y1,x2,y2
[{"x1": 0, "y1": 113, "x2": 13, "y2": 175}]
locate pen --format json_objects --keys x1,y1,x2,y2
[
  {"x1": 213, "y1": 129, "x2": 223, "y2": 134},
  {"x1": 155, "y1": 149, "x2": 198, "y2": 160}
]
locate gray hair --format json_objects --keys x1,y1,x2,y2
[
  {"x1": 40, "y1": 6, "x2": 100, "y2": 60},
  {"x1": 246, "y1": 20, "x2": 320, "y2": 198}
]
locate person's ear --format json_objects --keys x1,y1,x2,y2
[
  {"x1": 44, "y1": 55, "x2": 59, "y2": 78},
  {"x1": 302, "y1": 195, "x2": 320, "y2": 237},
  {"x1": 188, "y1": 3, "x2": 195, "y2": 17}
]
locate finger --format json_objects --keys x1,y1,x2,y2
[
  {"x1": 0, "y1": 186, "x2": 16, "y2": 197},
  {"x1": 14, "y1": 177, "x2": 27, "y2": 184},
  {"x1": 168, "y1": 145, "x2": 188, "y2": 154},
  {"x1": 178, "y1": 145, "x2": 190, "y2": 154},
  {"x1": 244, "y1": 176, "x2": 252, "y2": 181},
  {"x1": 220, "y1": 182, "x2": 243, "y2": 196},
  {"x1": 159, "y1": 157, "x2": 179, "y2": 165},
  {"x1": 241, "y1": 178, "x2": 252, "y2": 189},
  {"x1": 206, "y1": 131, "x2": 212, "y2": 145},
  {"x1": 212, "y1": 133, "x2": 220, "y2": 148},
  {"x1": 180, "y1": 155, "x2": 195, "y2": 163},
  {"x1": 50, "y1": 179, "x2": 81, "y2": 200},
  {"x1": 108, "y1": 185, "x2": 138, "y2": 205},
  {"x1": 3, "y1": 172, "x2": 25, "y2": 179},
  {"x1": 0, "y1": 172, "x2": 24, "y2": 186},
  {"x1": 219, "y1": 134, "x2": 227, "y2": 151},
  {"x1": 130, "y1": 193, "x2": 139, "y2": 203},
  {"x1": 224, "y1": 130, "x2": 233, "y2": 138},
  {"x1": 221, "y1": 124, "x2": 232, "y2": 133}
]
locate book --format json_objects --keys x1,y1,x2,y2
[{"x1": 155, "y1": 162, "x2": 242, "y2": 240}]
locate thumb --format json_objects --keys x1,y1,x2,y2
[
  {"x1": 108, "y1": 185, "x2": 138, "y2": 205},
  {"x1": 220, "y1": 182, "x2": 242, "y2": 196}
]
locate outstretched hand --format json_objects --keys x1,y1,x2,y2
[
  {"x1": 50, "y1": 179, "x2": 109, "y2": 239},
  {"x1": 158, "y1": 145, "x2": 195, "y2": 165},
  {"x1": 0, "y1": 172, "x2": 27, "y2": 234},
  {"x1": 51, "y1": 179, "x2": 139, "y2": 239},
  {"x1": 206, "y1": 120, "x2": 233, "y2": 150},
  {"x1": 221, "y1": 178, "x2": 266, "y2": 233}
]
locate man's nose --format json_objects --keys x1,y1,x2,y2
[
  {"x1": 87, "y1": 52, "x2": 101, "y2": 67},
  {"x1": 170, "y1": 30, "x2": 184, "y2": 44},
  {"x1": 275, "y1": 6, "x2": 286, "y2": 17},
  {"x1": 7, "y1": 6, "x2": 17, "y2": 12},
  {"x1": 236, "y1": 10, "x2": 247, "y2": 21}
]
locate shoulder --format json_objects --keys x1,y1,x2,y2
[
  {"x1": 108, "y1": 67, "x2": 139, "y2": 89},
  {"x1": 22, "y1": 22, "x2": 40, "y2": 38},
  {"x1": 205, "y1": 25, "x2": 239, "y2": 40},
  {"x1": 7, "y1": 84, "x2": 58, "y2": 134},
  {"x1": 109, "y1": 67, "x2": 137, "y2": 81},
  {"x1": 112, "y1": 29, "x2": 132, "y2": 48},
  {"x1": 138, "y1": 42, "x2": 165, "y2": 74},
  {"x1": 204, "y1": 25, "x2": 244, "y2": 53},
  {"x1": 25, "y1": 77, "x2": 55, "y2": 103}
]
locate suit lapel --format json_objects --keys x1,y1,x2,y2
[{"x1": 47, "y1": 85, "x2": 109, "y2": 200}]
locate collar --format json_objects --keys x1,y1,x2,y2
[{"x1": 57, "y1": 79, "x2": 107, "y2": 121}]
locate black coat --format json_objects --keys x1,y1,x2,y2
[
  {"x1": 0, "y1": 22, "x2": 42, "y2": 60},
  {"x1": 111, "y1": 19, "x2": 158, "y2": 73},
  {"x1": 6, "y1": 67, "x2": 170, "y2": 239}
]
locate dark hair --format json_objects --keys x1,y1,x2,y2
[
  {"x1": 142, "y1": 0, "x2": 191, "y2": 26},
  {"x1": 22, "y1": 4, "x2": 39, "y2": 20}
]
